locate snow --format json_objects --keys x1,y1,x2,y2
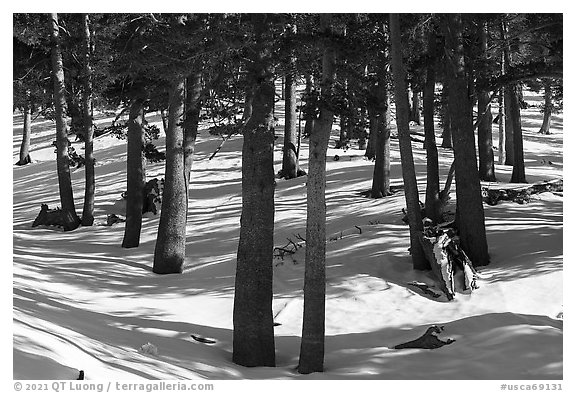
[{"x1": 10, "y1": 92, "x2": 564, "y2": 385}]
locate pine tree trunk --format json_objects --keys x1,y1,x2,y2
[
  {"x1": 509, "y1": 83, "x2": 527, "y2": 183},
  {"x1": 369, "y1": 52, "x2": 391, "y2": 199},
  {"x1": 476, "y1": 21, "x2": 496, "y2": 182},
  {"x1": 390, "y1": 14, "x2": 428, "y2": 270},
  {"x1": 48, "y1": 13, "x2": 80, "y2": 232},
  {"x1": 297, "y1": 14, "x2": 336, "y2": 375},
  {"x1": 153, "y1": 79, "x2": 188, "y2": 274},
  {"x1": 281, "y1": 44, "x2": 299, "y2": 179},
  {"x1": 303, "y1": 73, "x2": 315, "y2": 138},
  {"x1": 365, "y1": 114, "x2": 377, "y2": 160},
  {"x1": 233, "y1": 14, "x2": 276, "y2": 368},
  {"x1": 18, "y1": 94, "x2": 32, "y2": 166},
  {"x1": 184, "y1": 71, "x2": 202, "y2": 192},
  {"x1": 370, "y1": 105, "x2": 391, "y2": 199},
  {"x1": 122, "y1": 99, "x2": 146, "y2": 248},
  {"x1": 504, "y1": 90, "x2": 515, "y2": 166},
  {"x1": 539, "y1": 80, "x2": 552, "y2": 135},
  {"x1": 477, "y1": 90, "x2": 496, "y2": 182},
  {"x1": 444, "y1": 14, "x2": 490, "y2": 267},
  {"x1": 358, "y1": 105, "x2": 368, "y2": 150},
  {"x1": 81, "y1": 14, "x2": 95, "y2": 226},
  {"x1": 339, "y1": 116, "x2": 349, "y2": 147},
  {"x1": 410, "y1": 87, "x2": 421, "y2": 125},
  {"x1": 423, "y1": 28, "x2": 441, "y2": 223},
  {"x1": 500, "y1": 20, "x2": 515, "y2": 167},
  {"x1": 498, "y1": 87, "x2": 505, "y2": 164},
  {"x1": 440, "y1": 78, "x2": 453, "y2": 149}
]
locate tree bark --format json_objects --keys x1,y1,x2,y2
[
  {"x1": 81, "y1": 14, "x2": 95, "y2": 226},
  {"x1": 153, "y1": 79, "x2": 188, "y2": 274},
  {"x1": 297, "y1": 13, "x2": 336, "y2": 375},
  {"x1": 369, "y1": 48, "x2": 391, "y2": 199},
  {"x1": 444, "y1": 13, "x2": 490, "y2": 267},
  {"x1": 281, "y1": 29, "x2": 299, "y2": 180},
  {"x1": 410, "y1": 86, "x2": 421, "y2": 125},
  {"x1": 17, "y1": 93, "x2": 32, "y2": 166},
  {"x1": 184, "y1": 70, "x2": 202, "y2": 193},
  {"x1": 365, "y1": 114, "x2": 377, "y2": 160},
  {"x1": 303, "y1": 73, "x2": 315, "y2": 138},
  {"x1": 498, "y1": 87, "x2": 505, "y2": 164},
  {"x1": 233, "y1": 14, "x2": 276, "y2": 368},
  {"x1": 509, "y1": 83, "x2": 527, "y2": 183},
  {"x1": 500, "y1": 19, "x2": 515, "y2": 167},
  {"x1": 440, "y1": 77, "x2": 453, "y2": 149},
  {"x1": 423, "y1": 28, "x2": 441, "y2": 223},
  {"x1": 122, "y1": 99, "x2": 146, "y2": 249},
  {"x1": 477, "y1": 21, "x2": 497, "y2": 182},
  {"x1": 390, "y1": 14, "x2": 428, "y2": 270},
  {"x1": 48, "y1": 13, "x2": 80, "y2": 232},
  {"x1": 539, "y1": 79, "x2": 552, "y2": 134},
  {"x1": 504, "y1": 94, "x2": 515, "y2": 165}
]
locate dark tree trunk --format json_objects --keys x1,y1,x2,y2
[
  {"x1": 303, "y1": 73, "x2": 315, "y2": 138},
  {"x1": 504, "y1": 90, "x2": 515, "y2": 166},
  {"x1": 370, "y1": 104, "x2": 392, "y2": 199},
  {"x1": 122, "y1": 99, "x2": 146, "y2": 248},
  {"x1": 500, "y1": 19, "x2": 515, "y2": 167},
  {"x1": 365, "y1": 115, "x2": 377, "y2": 160},
  {"x1": 498, "y1": 87, "x2": 505, "y2": 164},
  {"x1": 339, "y1": 116, "x2": 349, "y2": 147},
  {"x1": 539, "y1": 79, "x2": 552, "y2": 134},
  {"x1": 477, "y1": 21, "x2": 497, "y2": 182},
  {"x1": 81, "y1": 14, "x2": 95, "y2": 226},
  {"x1": 390, "y1": 14, "x2": 428, "y2": 270},
  {"x1": 233, "y1": 14, "x2": 276, "y2": 368},
  {"x1": 423, "y1": 28, "x2": 441, "y2": 223},
  {"x1": 358, "y1": 106, "x2": 368, "y2": 150},
  {"x1": 153, "y1": 79, "x2": 188, "y2": 274},
  {"x1": 508, "y1": 83, "x2": 527, "y2": 183},
  {"x1": 17, "y1": 94, "x2": 32, "y2": 166},
  {"x1": 444, "y1": 14, "x2": 490, "y2": 267},
  {"x1": 48, "y1": 13, "x2": 80, "y2": 232},
  {"x1": 410, "y1": 87, "x2": 421, "y2": 125},
  {"x1": 184, "y1": 71, "x2": 202, "y2": 192},
  {"x1": 297, "y1": 14, "x2": 336, "y2": 375},
  {"x1": 369, "y1": 52, "x2": 391, "y2": 198},
  {"x1": 281, "y1": 34, "x2": 299, "y2": 179},
  {"x1": 440, "y1": 78, "x2": 453, "y2": 149}
]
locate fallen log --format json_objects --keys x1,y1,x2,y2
[
  {"x1": 393, "y1": 325, "x2": 455, "y2": 350},
  {"x1": 482, "y1": 178, "x2": 563, "y2": 206}
]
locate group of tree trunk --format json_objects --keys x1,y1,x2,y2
[{"x1": 17, "y1": 12, "x2": 562, "y2": 375}]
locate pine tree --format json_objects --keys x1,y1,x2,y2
[
  {"x1": 476, "y1": 19, "x2": 497, "y2": 182},
  {"x1": 443, "y1": 13, "x2": 490, "y2": 267},
  {"x1": 423, "y1": 25, "x2": 441, "y2": 223},
  {"x1": 297, "y1": 13, "x2": 337, "y2": 375},
  {"x1": 153, "y1": 78, "x2": 188, "y2": 274},
  {"x1": 389, "y1": 13, "x2": 428, "y2": 270},
  {"x1": 122, "y1": 98, "x2": 146, "y2": 249},
  {"x1": 280, "y1": 22, "x2": 300, "y2": 180},
  {"x1": 80, "y1": 13, "x2": 96, "y2": 226},
  {"x1": 233, "y1": 13, "x2": 276, "y2": 368},
  {"x1": 48, "y1": 13, "x2": 80, "y2": 232}
]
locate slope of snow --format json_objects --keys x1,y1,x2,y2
[{"x1": 11, "y1": 94, "x2": 563, "y2": 382}]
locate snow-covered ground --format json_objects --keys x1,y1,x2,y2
[{"x1": 11, "y1": 92, "x2": 563, "y2": 382}]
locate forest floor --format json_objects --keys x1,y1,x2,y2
[{"x1": 12, "y1": 91, "x2": 563, "y2": 381}]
